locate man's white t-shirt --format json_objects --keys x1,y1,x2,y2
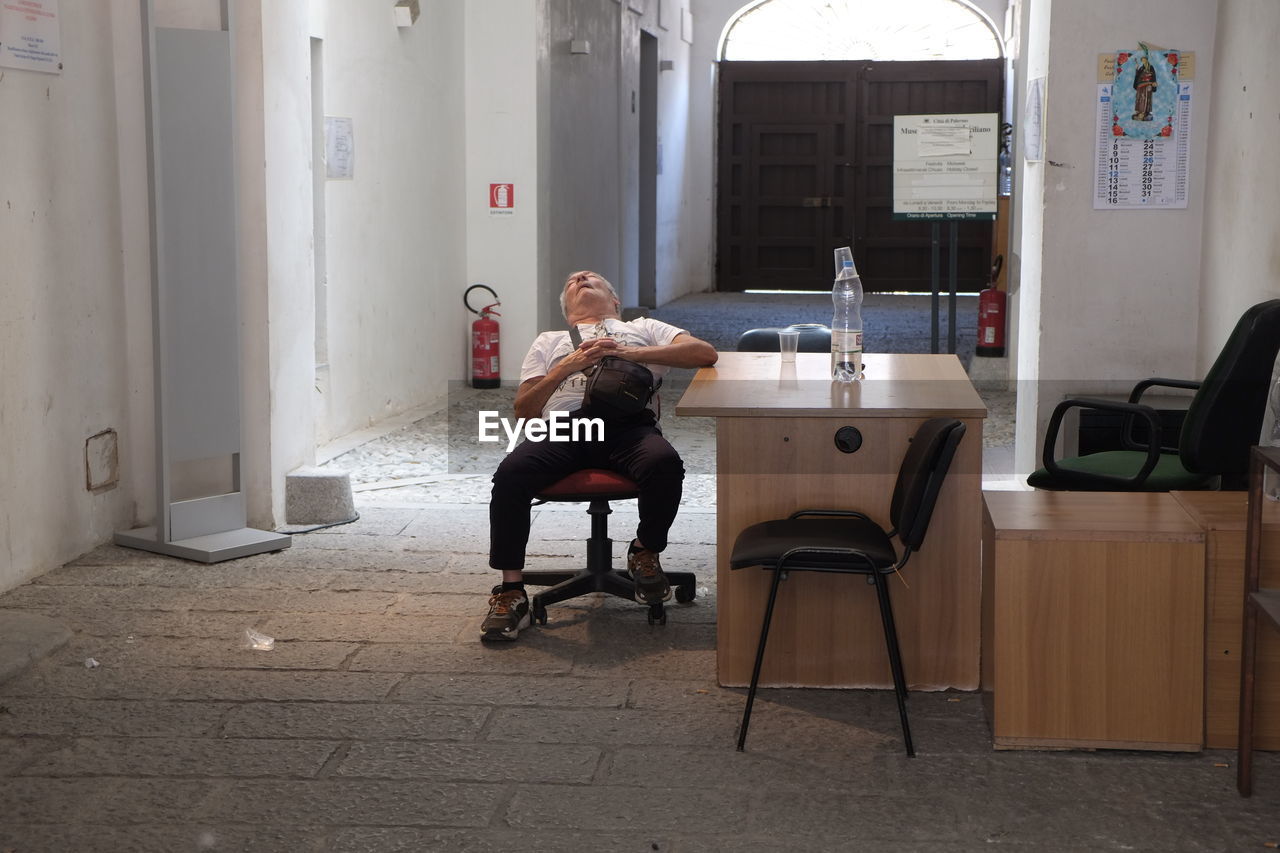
[{"x1": 520, "y1": 317, "x2": 687, "y2": 419}]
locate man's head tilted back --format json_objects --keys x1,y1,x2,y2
[{"x1": 560, "y1": 270, "x2": 621, "y2": 323}]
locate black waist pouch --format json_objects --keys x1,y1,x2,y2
[{"x1": 569, "y1": 325, "x2": 661, "y2": 417}]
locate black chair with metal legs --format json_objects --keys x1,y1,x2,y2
[
  {"x1": 736, "y1": 324, "x2": 831, "y2": 353},
  {"x1": 522, "y1": 468, "x2": 697, "y2": 627},
  {"x1": 729, "y1": 418, "x2": 966, "y2": 756}
]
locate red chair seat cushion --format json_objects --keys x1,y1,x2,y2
[{"x1": 537, "y1": 469, "x2": 640, "y2": 502}]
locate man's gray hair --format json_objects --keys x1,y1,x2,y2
[{"x1": 560, "y1": 270, "x2": 618, "y2": 319}]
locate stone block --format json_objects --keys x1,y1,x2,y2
[{"x1": 286, "y1": 466, "x2": 356, "y2": 525}]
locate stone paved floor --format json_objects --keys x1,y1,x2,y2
[
  {"x1": 2, "y1": 493, "x2": 1279, "y2": 850},
  {"x1": 0, "y1": 291, "x2": 1272, "y2": 850}
]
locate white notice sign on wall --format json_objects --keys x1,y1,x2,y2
[
  {"x1": 892, "y1": 113, "x2": 998, "y2": 221},
  {"x1": 0, "y1": 0, "x2": 61, "y2": 74}
]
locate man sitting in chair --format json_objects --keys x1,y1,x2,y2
[{"x1": 482, "y1": 270, "x2": 718, "y2": 641}]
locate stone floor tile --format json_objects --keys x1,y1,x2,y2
[
  {"x1": 299, "y1": 507, "x2": 422, "y2": 536},
  {"x1": 135, "y1": 563, "x2": 341, "y2": 591},
  {"x1": 1, "y1": 825, "x2": 325, "y2": 853},
  {"x1": 10, "y1": 606, "x2": 266, "y2": 640},
  {"x1": 237, "y1": 546, "x2": 453, "y2": 573},
  {"x1": 258, "y1": 612, "x2": 464, "y2": 643},
  {"x1": 334, "y1": 741, "x2": 600, "y2": 783},
  {"x1": 0, "y1": 584, "x2": 196, "y2": 612},
  {"x1": 221, "y1": 702, "x2": 489, "y2": 741},
  {"x1": 0, "y1": 736, "x2": 60, "y2": 775},
  {"x1": 0, "y1": 698, "x2": 226, "y2": 738},
  {"x1": 175, "y1": 669, "x2": 402, "y2": 702},
  {"x1": 19, "y1": 736, "x2": 339, "y2": 779},
  {"x1": 0, "y1": 661, "x2": 189, "y2": 700},
  {"x1": 53, "y1": 635, "x2": 360, "y2": 671},
  {"x1": 387, "y1": 592, "x2": 487, "y2": 616},
  {"x1": 396, "y1": 673, "x2": 628, "y2": 707},
  {"x1": 505, "y1": 782, "x2": 749, "y2": 833},
  {"x1": 331, "y1": 827, "x2": 668, "y2": 853},
  {"x1": 197, "y1": 778, "x2": 502, "y2": 827},
  {"x1": 359, "y1": 641, "x2": 577, "y2": 676},
  {"x1": 0, "y1": 777, "x2": 214, "y2": 824},
  {"x1": 487, "y1": 706, "x2": 735, "y2": 747}
]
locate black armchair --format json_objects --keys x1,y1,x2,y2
[{"x1": 1029, "y1": 299, "x2": 1280, "y2": 491}]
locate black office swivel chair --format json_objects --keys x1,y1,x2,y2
[
  {"x1": 522, "y1": 469, "x2": 697, "y2": 626},
  {"x1": 1028, "y1": 299, "x2": 1280, "y2": 491},
  {"x1": 729, "y1": 417, "x2": 966, "y2": 756},
  {"x1": 737, "y1": 324, "x2": 832, "y2": 353}
]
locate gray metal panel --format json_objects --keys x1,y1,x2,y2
[
  {"x1": 155, "y1": 27, "x2": 241, "y2": 463},
  {"x1": 169, "y1": 491, "x2": 246, "y2": 541},
  {"x1": 116, "y1": 526, "x2": 291, "y2": 564}
]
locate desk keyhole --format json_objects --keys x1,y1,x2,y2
[{"x1": 834, "y1": 426, "x2": 862, "y2": 454}]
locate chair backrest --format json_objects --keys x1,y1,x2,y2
[
  {"x1": 889, "y1": 418, "x2": 966, "y2": 550},
  {"x1": 737, "y1": 325, "x2": 831, "y2": 353},
  {"x1": 1180, "y1": 299, "x2": 1280, "y2": 476}
]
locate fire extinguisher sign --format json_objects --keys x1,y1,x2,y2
[{"x1": 489, "y1": 183, "x2": 514, "y2": 216}]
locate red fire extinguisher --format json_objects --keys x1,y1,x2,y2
[
  {"x1": 465, "y1": 284, "x2": 501, "y2": 388},
  {"x1": 976, "y1": 255, "x2": 1006, "y2": 358}
]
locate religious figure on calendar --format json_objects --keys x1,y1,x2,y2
[
  {"x1": 1132, "y1": 55, "x2": 1157, "y2": 120},
  {"x1": 1111, "y1": 47, "x2": 1179, "y2": 140}
]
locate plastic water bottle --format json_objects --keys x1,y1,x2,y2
[{"x1": 831, "y1": 246, "x2": 863, "y2": 382}]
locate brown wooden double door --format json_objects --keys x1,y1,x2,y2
[{"x1": 717, "y1": 60, "x2": 1003, "y2": 293}]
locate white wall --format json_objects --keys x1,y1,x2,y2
[
  {"x1": 539, "y1": 0, "x2": 701, "y2": 338},
  {"x1": 1016, "y1": 0, "x2": 1218, "y2": 470},
  {"x1": 466, "y1": 0, "x2": 545, "y2": 378},
  {"x1": 1197, "y1": 0, "x2": 1280, "y2": 368},
  {"x1": 654, "y1": 0, "x2": 697, "y2": 307},
  {"x1": 320, "y1": 0, "x2": 467, "y2": 440},
  {"x1": 0, "y1": 2, "x2": 140, "y2": 591}
]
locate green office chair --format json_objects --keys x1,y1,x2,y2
[{"x1": 1028, "y1": 299, "x2": 1280, "y2": 491}]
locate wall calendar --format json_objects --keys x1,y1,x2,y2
[{"x1": 1093, "y1": 48, "x2": 1194, "y2": 210}]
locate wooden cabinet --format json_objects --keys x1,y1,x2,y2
[
  {"x1": 1172, "y1": 490, "x2": 1280, "y2": 749},
  {"x1": 982, "y1": 491, "x2": 1205, "y2": 751}
]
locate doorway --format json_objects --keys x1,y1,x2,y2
[
  {"x1": 716, "y1": 59, "x2": 1003, "y2": 293},
  {"x1": 639, "y1": 30, "x2": 658, "y2": 309}
]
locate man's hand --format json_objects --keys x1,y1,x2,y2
[
  {"x1": 513, "y1": 338, "x2": 618, "y2": 420},
  {"x1": 602, "y1": 333, "x2": 718, "y2": 369},
  {"x1": 564, "y1": 336, "x2": 619, "y2": 370}
]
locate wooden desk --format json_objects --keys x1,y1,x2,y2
[
  {"x1": 675, "y1": 352, "x2": 986, "y2": 689},
  {"x1": 981, "y1": 491, "x2": 1205, "y2": 751},
  {"x1": 1172, "y1": 490, "x2": 1280, "y2": 749}
]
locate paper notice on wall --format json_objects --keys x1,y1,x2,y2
[
  {"x1": 325, "y1": 117, "x2": 354, "y2": 180},
  {"x1": 918, "y1": 126, "x2": 972, "y2": 157},
  {"x1": 0, "y1": 0, "x2": 61, "y2": 74}
]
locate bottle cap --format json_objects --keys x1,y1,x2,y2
[{"x1": 833, "y1": 246, "x2": 853, "y2": 274}]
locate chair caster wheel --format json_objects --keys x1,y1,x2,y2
[
  {"x1": 675, "y1": 583, "x2": 696, "y2": 603},
  {"x1": 647, "y1": 603, "x2": 667, "y2": 626},
  {"x1": 533, "y1": 601, "x2": 548, "y2": 626}
]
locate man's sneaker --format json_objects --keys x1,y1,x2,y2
[
  {"x1": 627, "y1": 548, "x2": 672, "y2": 604},
  {"x1": 481, "y1": 589, "x2": 531, "y2": 641}
]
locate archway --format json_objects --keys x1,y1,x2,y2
[
  {"x1": 715, "y1": 0, "x2": 1005, "y2": 293},
  {"x1": 721, "y1": 0, "x2": 1002, "y2": 62}
]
